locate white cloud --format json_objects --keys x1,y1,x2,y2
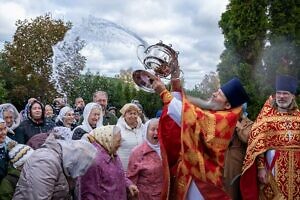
[
  {"x1": 0, "y1": 0, "x2": 229, "y2": 89},
  {"x1": 0, "y1": 2, "x2": 26, "y2": 35}
]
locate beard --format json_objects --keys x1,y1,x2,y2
[
  {"x1": 276, "y1": 98, "x2": 293, "y2": 109},
  {"x1": 186, "y1": 96, "x2": 225, "y2": 111}
]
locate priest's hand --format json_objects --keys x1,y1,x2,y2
[
  {"x1": 258, "y1": 168, "x2": 268, "y2": 184},
  {"x1": 152, "y1": 78, "x2": 166, "y2": 94},
  {"x1": 128, "y1": 184, "x2": 139, "y2": 197}
]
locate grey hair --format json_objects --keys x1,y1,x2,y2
[{"x1": 271, "y1": 96, "x2": 298, "y2": 112}]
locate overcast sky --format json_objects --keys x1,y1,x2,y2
[{"x1": 0, "y1": 0, "x2": 229, "y2": 89}]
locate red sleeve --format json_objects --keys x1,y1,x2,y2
[
  {"x1": 240, "y1": 164, "x2": 259, "y2": 200},
  {"x1": 158, "y1": 105, "x2": 181, "y2": 172}
]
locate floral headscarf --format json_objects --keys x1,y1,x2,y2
[
  {"x1": 27, "y1": 100, "x2": 45, "y2": 123},
  {"x1": 89, "y1": 125, "x2": 120, "y2": 157}
]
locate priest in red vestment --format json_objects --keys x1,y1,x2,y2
[
  {"x1": 152, "y1": 71, "x2": 249, "y2": 199},
  {"x1": 240, "y1": 75, "x2": 300, "y2": 200}
]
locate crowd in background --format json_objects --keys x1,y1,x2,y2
[
  {"x1": 0, "y1": 74, "x2": 299, "y2": 200},
  {"x1": 0, "y1": 90, "x2": 163, "y2": 200}
]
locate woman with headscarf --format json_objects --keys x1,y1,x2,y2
[
  {"x1": 0, "y1": 118, "x2": 11, "y2": 182},
  {"x1": 72, "y1": 102, "x2": 103, "y2": 140},
  {"x1": 14, "y1": 100, "x2": 55, "y2": 144},
  {"x1": 13, "y1": 132, "x2": 97, "y2": 199},
  {"x1": 19, "y1": 98, "x2": 37, "y2": 122},
  {"x1": 26, "y1": 126, "x2": 74, "y2": 150},
  {"x1": 0, "y1": 104, "x2": 22, "y2": 143},
  {"x1": 55, "y1": 106, "x2": 77, "y2": 130},
  {"x1": 127, "y1": 118, "x2": 163, "y2": 200},
  {"x1": 116, "y1": 103, "x2": 145, "y2": 170},
  {"x1": 79, "y1": 125, "x2": 139, "y2": 200},
  {"x1": 44, "y1": 104, "x2": 56, "y2": 123}
]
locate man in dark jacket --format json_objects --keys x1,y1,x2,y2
[{"x1": 93, "y1": 91, "x2": 118, "y2": 125}]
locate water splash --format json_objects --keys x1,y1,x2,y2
[{"x1": 51, "y1": 16, "x2": 148, "y2": 96}]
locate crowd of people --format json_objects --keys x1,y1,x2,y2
[{"x1": 0, "y1": 64, "x2": 299, "y2": 199}]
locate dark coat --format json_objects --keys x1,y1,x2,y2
[
  {"x1": 0, "y1": 164, "x2": 20, "y2": 200},
  {"x1": 55, "y1": 120, "x2": 77, "y2": 131},
  {"x1": 71, "y1": 127, "x2": 87, "y2": 140},
  {"x1": 103, "y1": 112, "x2": 118, "y2": 126},
  {"x1": 15, "y1": 118, "x2": 55, "y2": 144},
  {"x1": 0, "y1": 146, "x2": 8, "y2": 181},
  {"x1": 223, "y1": 117, "x2": 253, "y2": 200}
]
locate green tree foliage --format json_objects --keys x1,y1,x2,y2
[
  {"x1": 260, "y1": 0, "x2": 300, "y2": 93},
  {"x1": 68, "y1": 71, "x2": 162, "y2": 118},
  {"x1": 2, "y1": 14, "x2": 71, "y2": 108},
  {"x1": 0, "y1": 53, "x2": 9, "y2": 103},
  {"x1": 0, "y1": 81, "x2": 8, "y2": 103},
  {"x1": 115, "y1": 67, "x2": 136, "y2": 86},
  {"x1": 186, "y1": 72, "x2": 220, "y2": 100},
  {"x1": 133, "y1": 89, "x2": 163, "y2": 118},
  {"x1": 218, "y1": 0, "x2": 299, "y2": 119}
]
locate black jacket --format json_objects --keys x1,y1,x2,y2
[
  {"x1": 15, "y1": 119, "x2": 55, "y2": 144},
  {"x1": 72, "y1": 127, "x2": 87, "y2": 140}
]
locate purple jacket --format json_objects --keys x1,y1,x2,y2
[
  {"x1": 127, "y1": 142, "x2": 163, "y2": 200},
  {"x1": 79, "y1": 142, "x2": 132, "y2": 200}
]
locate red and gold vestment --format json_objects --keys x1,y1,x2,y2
[{"x1": 241, "y1": 96, "x2": 300, "y2": 200}]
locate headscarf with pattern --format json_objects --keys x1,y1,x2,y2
[{"x1": 89, "y1": 125, "x2": 120, "y2": 157}]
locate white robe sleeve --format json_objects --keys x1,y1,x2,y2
[{"x1": 167, "y1": 92, "x2": 182, "y2": 127}]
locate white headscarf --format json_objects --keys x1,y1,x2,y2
[
  {"x1": 143, "y1": 118, "x2": 161, "y2": 158},
  {"x1": 0, "y1": 103, "x2": 20, "y2": 131},
  {"x1": 55, "y1": 106, "x2": 74, "y2": 123},
  {"x1": 57, "y1": 138, "x2": 97, "y2": 178},
  {"x1": 78, "y1": 102, "x2": 103, "y2": 132},
  {"x1": 52, "y1": 126, "x2": 73, "y2": 141},
  {"x1": 0, "y1": 119, "x2": 14, "y2": 149}
]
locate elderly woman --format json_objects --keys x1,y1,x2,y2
[
  {"x1": 72, "y1": 102, "x2": 103, "y2": 140},
  {"x1": 0, "y1": 104, "x2": 22, "y2": 143},
  {"x1": 15, "y1": 100, "x2": 55, "y2": 144},
  {"x1": 127, "y1": 118, "x2": 163, "y2": 200},
  {"x1": 55, "y1": 106, "x2": 77, "y2": 130},
  {"x1": 13, "y1": 133, "x2": 97, "y2": 199},
  {"x1": 79, "y1": 125, "x2": 139, "y2": 200},
  {"x1": 0, "y1": 119, "x2": 10, "y2": 181},
  {"x1": 44, "y1": 104, "x2": 55, "y2": 122},
  {"x1": 116, "y1": 103, "x2": 144, "y2": 170},
  {"x1": 26, "y1": 126, "x2": 74, "y2": 149}
]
